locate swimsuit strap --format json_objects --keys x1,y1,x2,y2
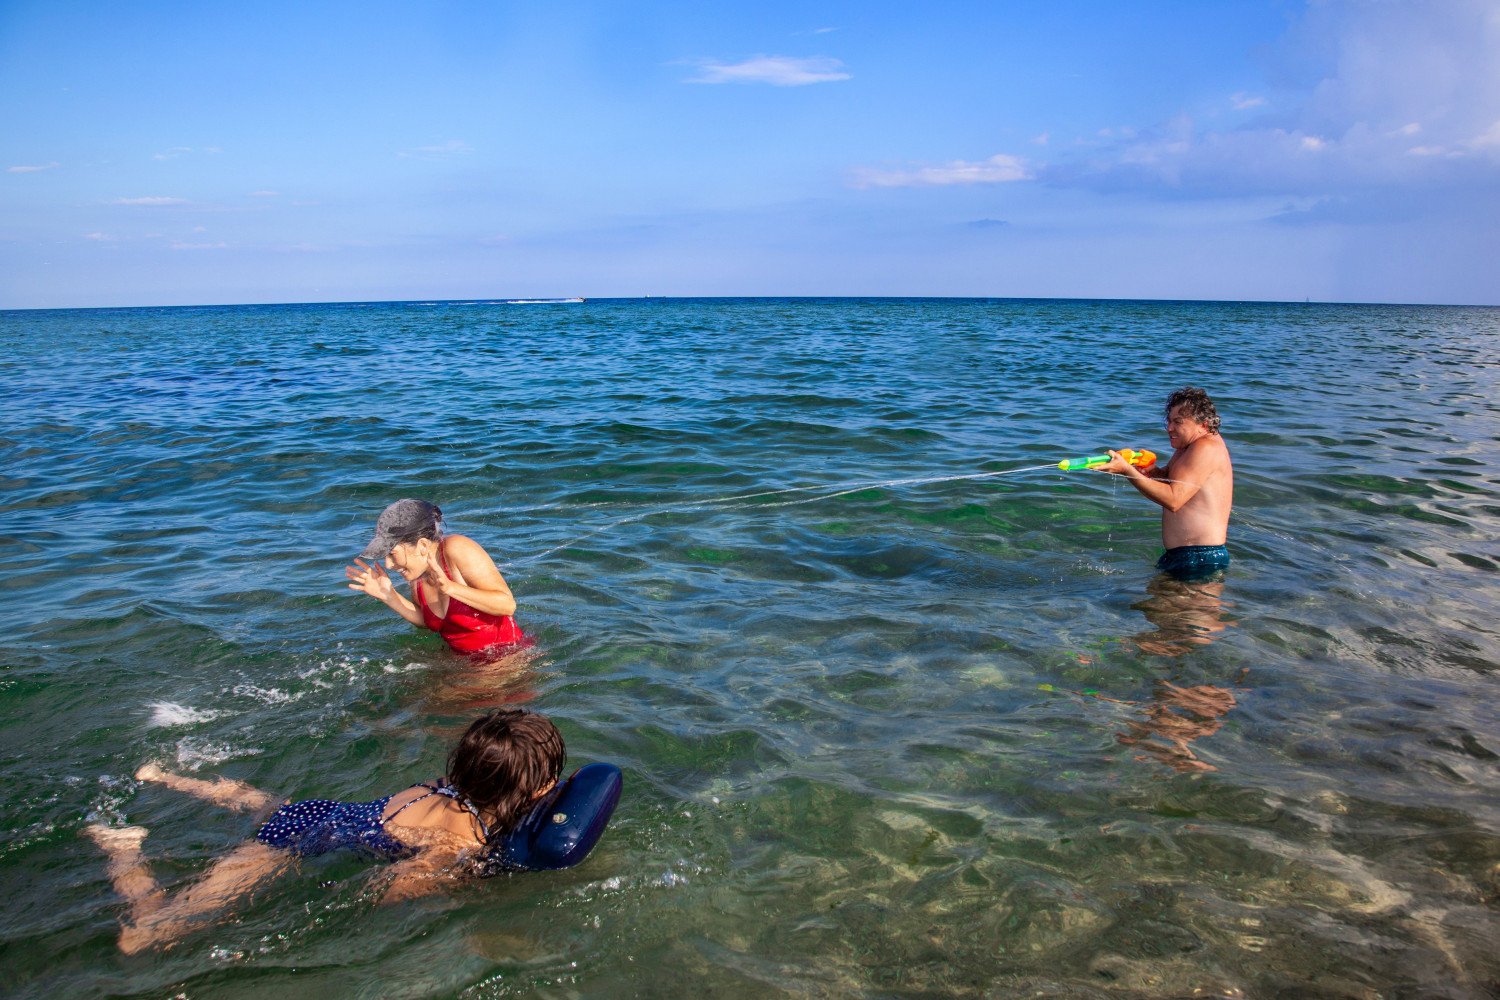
[
  {"x1": 386, "y1": 780, "x2": 492, "y2": 841},
  {"x1": 382, "y1": 785, "x2": 440, "y2": 824}
]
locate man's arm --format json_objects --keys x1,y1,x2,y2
[{"x1": 1102, "y1": 445, "x2": 1210, "y2": 512}]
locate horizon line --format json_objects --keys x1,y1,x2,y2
[{"x1": 5, "y1": 294, "x2": 1498, "y2": 313}]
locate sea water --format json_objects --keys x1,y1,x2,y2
[{"x1": 1, "y1": 298, "x2": 1497, "y2": 998}]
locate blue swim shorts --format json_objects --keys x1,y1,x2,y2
[{"x1": 1157, "y1": 544, "x2": 1230, "y2": 581}]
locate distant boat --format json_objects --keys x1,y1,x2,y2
[{"x1": 505, "y1": 297, "x2": 585, "y2": 304}]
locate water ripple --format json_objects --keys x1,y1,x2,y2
[{"x1": 1, "y1": 299, "x2": 1498, "y2": 998}]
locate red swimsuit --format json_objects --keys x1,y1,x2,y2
[{"x1": 414, "y1": 549, "x2": 526, "y2": 654}]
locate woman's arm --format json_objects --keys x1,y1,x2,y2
[
  {"x1": 378, "y1": 842, "x2": 470, "y2": 904},
  {"x1": 430, "y1": 536, "x2": 518, "y2": 617},
  {"x1": 346, "y1": 559, "x2": 426, "y2": 626}
]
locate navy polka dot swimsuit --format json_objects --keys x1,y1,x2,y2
[
  {"x1": 254, "y1": 782, "x2": 487, "y2": 861},
  {"x1": 255, "y1": 795, "x2": 414, "y2": 860}
]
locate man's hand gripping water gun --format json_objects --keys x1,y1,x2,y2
[{"x1": 1057, "y1": 449, "x2": 1157, "y2": 472}]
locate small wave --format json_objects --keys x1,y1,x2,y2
[
  {"x1": 294, "y1": 653, "x2": 418, "y2": 688},
  {"x1": 230, "y1": 683, "x2": 298, "y2": 705},
  {"x1": 174, "y1": 737, "x2": 261, "y2": 770},
  {"x1": 0, "y1": 820, "x2": 57, "y2": 859},
  {"x1": 382, "y1": 660, "x2": 427, "y2": 674},
  {"x1": 1073, "y1": 557, "x2": 1125, "y2": 575},
  {"x1": 147, "y1": 701, "x2": 224, "y2": 727},
  {"x1": 84, "y1": 773, "x2": 136, "y2": 826}
]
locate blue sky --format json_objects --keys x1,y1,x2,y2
[{"x1": 2, "y1": 0, "x2": 1496, "y2": 308}]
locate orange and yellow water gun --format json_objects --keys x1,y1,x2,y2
[{"x1": 1056, "y1": 448, "x2": 1156, "y2": 472}]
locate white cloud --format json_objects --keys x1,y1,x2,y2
[
  {"x1": 153, "y1": 146, "x2": 221, "y2": 160},
  {"x1": 83, "y1": 232, "x2": 117, "y2": 241},
  {"x1": 399, "y1": 140, "x2": 473, "y2": 159},
  {"x1": 1035, "y1": 1, "x2": 1500, "y2": 199},
  {"x1": 1231, "y1": 92, "x2": 1267, "y2": 110},
  {"x1": 1032, "y1": 132, "x2": 1050, "y2": 146},
  {"x1": 685, "y1": 55, "x2": 850, "y2": 87},
  {"x1": 1471, "y1": 121, "x2": 1500, "y2": 148},
  {"x1": 8, "y1": 162, "x2": 60, "y2": 173},
  {"x1": 114, "y1": 196, "x2": 188, "y2": 206},
  {"x1": 170, "y1": 241, "x2": 229, "y2": 250},
  {"x1": 248, "y1": 190, "x2": 280, "y2": 198},
  {"x1": 851, "y1": 153, "x2": 1031, "y2": 188}
]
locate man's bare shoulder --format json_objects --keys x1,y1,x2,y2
[
  {"x1": 1186, "y1": 434, "x2": 1232, "y2": 464},
  {"x1": 1166, "y1": 434, "x2": 1231, "y2": 480}
]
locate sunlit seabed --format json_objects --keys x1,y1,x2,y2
[{"x1": 1, "y1": 298, "x2": 1497, "y2": 998}]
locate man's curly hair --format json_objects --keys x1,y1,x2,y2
[{"x1": 1164, "y1": 387, "x2": 1221, "y2": 435}]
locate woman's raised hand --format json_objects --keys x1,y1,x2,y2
[
  {"x1": 346, "y1": 558, "x2": 395, "y2": 601},
  {"x1": 426, "y1": 549, "x2": 457, "y2": 595}
]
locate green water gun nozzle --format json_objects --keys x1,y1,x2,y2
[{"x1": 1058, "y1": 448, "x2": 1156, "y2": 471}]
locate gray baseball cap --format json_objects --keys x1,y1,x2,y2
[{"x1": 359, "y1": 499, "x2": 442, "y2": 560}]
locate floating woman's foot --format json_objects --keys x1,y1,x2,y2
[
  {"x1": 84, "y1": 824, "x2": 148, "y2": 853},
  {"x1": 117, "y1": 924, "x2": 157, "y2": 956},
  {"x1": 135, "y1": 762, "x2": 167, "y2": 784}
]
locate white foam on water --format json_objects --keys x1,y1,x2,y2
[
  {"x1": 230, "y1": 683, "x2": 298, "y2": 705},
  {"x1": 294, "y1": 652, "x2": 421, "y2": 687},
  {"x1": 174, "y1": 736, "x2": 261, "y2": 771},
  {"x1": 381, "y1": 660, "x2": 427, "y2": 674},
  {"x1": 85, "y1": 773, "x2": 135, "y2": 826},
  {"x1": 147, "y1": 701, "x2": 224, "y2": 728},
  {"x1": 295, "y1": 657, "x2": 361, "y2": 688}
]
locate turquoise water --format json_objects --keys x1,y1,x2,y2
[{"x1": 2, "y1": 298, "x2": 1497, "y2": 997}]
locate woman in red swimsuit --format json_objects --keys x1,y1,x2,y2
[{"x1": 345, "y1": 499, "x2": 526, "y2": 654}]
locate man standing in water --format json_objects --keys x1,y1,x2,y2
[{"x1": 1101, "y1": 386, "x2": 1233, "y2": 580}]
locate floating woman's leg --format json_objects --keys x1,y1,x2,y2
[
  {"x1": 84, "y1": 825, "x2": 167, "y2": 920},
  {"x1": 135, "y1": 763, "x2": 277, "y2": 814},
  {"x1": 85, "y1": 826, "x2": 292, "y2": 955}
]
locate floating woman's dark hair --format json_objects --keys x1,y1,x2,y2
[
  {"x1": 448, "y1": 709, "x2": 565, "y2": 838},
  {"x1": 1164, "y1": 386, "x2": 1221, "y2": 435}
]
